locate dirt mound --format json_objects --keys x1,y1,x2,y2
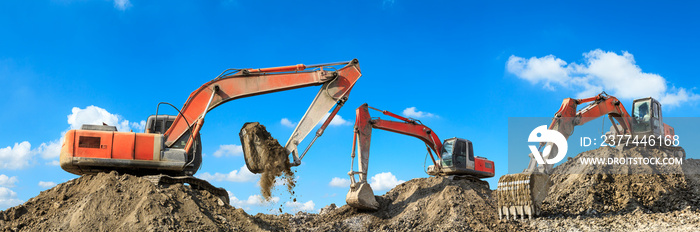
[
  {"x1": 284, "y1": 176, "x2": 525, "y2": 232},
  {"x1": 0, "y1": 171, "x2": 280, "y2": 232},
  {"x1": 3, "y1": 146, "x2": 700, "y2": 231},
  {"x1": 542, "y1": 146, "x2": 700, "y2": 215},
  {"x1": 239, "y1": 122, "x2": 296, "y2": 200}
]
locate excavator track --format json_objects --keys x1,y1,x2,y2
[
  {"x1": 144, "y1": 175, "x2": 230, "y2": 205},
  {"x1": 446, "y1": 175, "x2": 490, "y2": 187}
]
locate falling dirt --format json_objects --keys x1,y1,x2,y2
[{"x1": 239, "y1": 122, "x2": 296, "y2": 200}]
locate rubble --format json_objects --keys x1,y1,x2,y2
[
  {"x1": 0, "y1": 171, "x2": 278, "y2": 231},
  {"x1": 541, "y1": 146, "x2": 699, "y2": 216},
  {"x1": 2, "y1": 146, "x2": 700, "y2": 231}
]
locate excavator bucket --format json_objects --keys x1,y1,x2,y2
[
  {"x1": 346, "y1": 182, "x2": 379, "y2": 210},
  {"x1": 239, "y1": 122, "x2": 289, "y2": 174},
  {"x1": 496, "y1": 173, "x2": 550, "y2": 220}
]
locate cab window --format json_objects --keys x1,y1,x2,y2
[
  {"x1": 468, "y1": 141, "x2": 474, "y2": 161},
  {"x1": 633, "y1": 100, "x2": 651, "y2": 132},
  {"x1": 455, "y1": 140, "x2": 466, "y2": 167},
  {"x1": 441, "y1": 140, "x2": 454, "y2": 167}
]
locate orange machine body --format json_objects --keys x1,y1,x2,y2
[
  {"x1": 473, "y1": 157, "x2": 495, "y2": 177},
  {"x1": 60, "y1": 130, "x2": 172, "y2": 175}
]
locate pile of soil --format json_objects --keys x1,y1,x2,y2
[
  {"x1": 0, "y1": 171, "x2": 279, "y2": 231},
  {"x1": 239, "y1": 122, "x2": 295, "y2": 200},
  {"x1": 281, "y1": 177, "x2": 526, "y2": 232},
  {"x1": 3, "y1": 146, "x2": 700, "y2": 231},
  {"x1": 0, "y1": 172, "x2": 521, "y2": 231},
  {"x1": 541, "y1": 146, "x2": 700, "y2": 215}
]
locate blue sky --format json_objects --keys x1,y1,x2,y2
[{"x1": 1, "y1": 1, "x2": 699, "y2": 213}]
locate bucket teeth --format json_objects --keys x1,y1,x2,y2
[{"x1": 497, "y1": 174, "x2": 543, "y2": 220}]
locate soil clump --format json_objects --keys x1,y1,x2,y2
[{"x1": 239, "y1": 122, "x2": 296, "y2": 200}]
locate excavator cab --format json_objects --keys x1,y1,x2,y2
[
  {"x1": 631, "y1": 97, "x2": 665, "y2": 137},
  {"x1": 145, "y1": 115, "x2": 176, "y2": 134},
  {"x1": 429, "y1": 138, "x2": 494, "y2": 178}
]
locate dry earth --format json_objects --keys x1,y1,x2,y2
[{"x1": 1, "y1": 146, "x2": 699, "y2": 231}]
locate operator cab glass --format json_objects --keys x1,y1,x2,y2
[
  {"x1": 454, "y1": 141, "x2": 466, "y2": 168},
  {"x1": 632, "y1": 99, "x2": 651, "y2": 132},
  {"x1": 441, "y1": 139, "x2": 454, "y2": 167},
  {"x1": 441, "y1": 138, "x2": 473, "y2": 168},
  {"x1": 146, "y1": 115, "x2": 177, "y2": 134}
]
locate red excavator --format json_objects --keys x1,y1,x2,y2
[
  {"x1": 345, "y1": 103, "x2": 495, "y2": 210},
  {"x1": 497, "y1": 92, "x2": 683, "y2": 220},
  {"x1": 59, "y1": 59, "x2": 362, "y2": 202}
]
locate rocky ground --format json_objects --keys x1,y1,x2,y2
[{"x1": 1, "y1": 146, "x2": 699, "y2": 231}]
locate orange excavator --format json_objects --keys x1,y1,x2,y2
[
  {"x1": 497, "y1": 92, "x2": 680, "y2": 220},
  {"x1": 59, "y1": 59, "x2": 362, "y2": 202},
  {"x1": 346, "y1": 103, "x2": 495, "y2": 210}
]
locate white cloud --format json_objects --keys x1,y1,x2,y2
[
  {"x1": 0, "y1": 175, "x2": 18, "y2": 187},
  {"x1": 319, "y1": 113, "x2": 351, "y2": 126},
  {"x1": 506, "y1": 54, "x2": 570, "y2": 90},
  {"x1": 46, "y1": 160, "x2": 60, "y2": 166},
  {"x1": 38, "y1": 181, "x2": 57, "y2": 189},
  {"x1": 402, "y1": 107, "x2": 435, "y2": 118},
  {"x1": 68, "y1": 106, "x2": 144, "y2": 132},
  {"x1": 197, "y1": 165, "x2": 258, "y2": 182},
  {"x1": 130, "y1": 120, "x2": 146, "y2": 132},
  {"x1": 36, "y1": 139, "x2": 62, "y2": 160},
  {"x1": 227, "y1": 191, "x2": 279, "y2": 209},
  {"x1": 0, "y1": 140, "x2": 63, "y2": 170},
  {"x1": 281, "y1": 118, "x2": 296, "y2": 128},
  {"x1": 370, "y1": 172, "x2": 405, "y2": 191},
  {"x1": 0, "y1": 142, "x2": 33, "y2": 170},
  {"x1": 506, "y1": 49, "x2": 699, "y2": 107},
  {"x1": 244, "y1": 194, "x2": 279, "y2": 205},
  {"x1": 0, "y1": 187, "x2": 22, "y2": 209},
  {"x1": 213, "y1": 144, "x2": 243, "y2": 157},
  {"x1": 285, "y1": 200, "x2": 315, "y2": 212},
  {"x1": 328, "y1": 177, "x2": 350, "y2": 187},
  {"x1": 114, "y1": 0, "x2": 132, "y2": 10},
  {"x1": 658, "y1": 86, "x2": 700, "y2": 108}
]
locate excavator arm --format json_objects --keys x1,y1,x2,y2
[
  {"x1": 163, "y1": 59, "x2": 362, "y2": 165},
  {"x1": 60, "y1": 59, "x2": 361, "y2": 177},
  {"x1": 525, "y1": 92, "x2": 634, "y2": 174},
  {"x1": 350, "y1": 103, "x2": 443, "y2": 185},
  {"x1": 346, "y1": 103, "x2": 443, "y2": 210}
]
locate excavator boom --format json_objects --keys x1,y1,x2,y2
[{"x1": 60, "y1": 59, "x2": 362, "y2": 177}]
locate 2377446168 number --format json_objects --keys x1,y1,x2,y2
[{"x1": 600, "y1": 135, "x2": 679, "y2": 147}]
